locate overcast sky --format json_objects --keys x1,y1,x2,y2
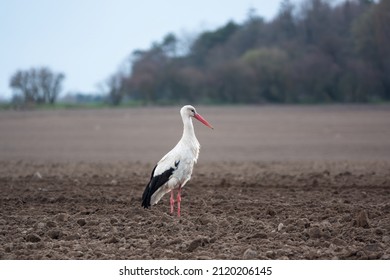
[{"x1": 0, "y1": 0, "x2": 305, "y2": 99}]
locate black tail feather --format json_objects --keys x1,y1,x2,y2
[
  {"x1": 141, "y1": 163, "x2": 178, "y2": 210},
  {"x1": 141, "y1": 184, "x2": 152, "y2": 208}
]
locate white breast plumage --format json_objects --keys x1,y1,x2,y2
[{"x1": 141, "y1": 105, "x2": 213, "y2": 217}]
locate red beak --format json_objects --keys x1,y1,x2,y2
[{"x1": 194, "y1": 113, "x2": 213, "y2": 129}]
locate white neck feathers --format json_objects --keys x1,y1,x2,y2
[{"x1": 180, "y1": 113, "x2": 200, "y2": 161}]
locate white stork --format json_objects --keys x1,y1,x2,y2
[{"x1": 141, "y1": 105, "x2": 213, "y2": 217}]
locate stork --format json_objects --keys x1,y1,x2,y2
[{"x1": 141, "y1": 105, "x2": 213, "y2": 217}]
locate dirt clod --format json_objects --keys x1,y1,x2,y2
[
  {"x1": 355, "y1": 210, "x2": 370, "y2": 228},
  {"x1": 26, "y1": 234, "x2": 41, "y2": 243},
  {"x1": 36, "y1": 222, "x2": 45, "y2": 229},
  {"x1": 107, "y1": 236, "x2": 119, "y2": 244},
  {"x1": 110, "y1": 218, "x2": 118, "y2": 225},
  {"x1": 266, "y1": 208, "x2": 276, "y2": 216},
  {"x1": 382, "y1": 236, "x2": 390, "y2": 243},
  {"x1": 46, "y1": 221, "x2": 57, "y2": 228},
  {"x1": 308, "y1": 227, "x2": 322, "y2": 239},
  {"x1": 48, "y1": 230, "x2": 62, "y2": 240},
  {"x1": 265, "y1": 250, "x2": 276, "y2": 259},
  {"x1": 76, "y1": 218, "x2": 87, "y2": 227},
  {"x1": 56, "y1": 213, "x2": 69, "y2": 222},
  {"x1": 242, "y1": 248, "x2": 258, "y2": 259},
  {"x1": 187, "y1": 237, "x2": 208, "y2": 252}
]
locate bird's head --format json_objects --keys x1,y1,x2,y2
[{"x1": 181, "y1": 105, "x2": 213, "y2": 129}]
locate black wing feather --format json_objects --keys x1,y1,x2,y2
[{"x1": 141, "y1": 161, "x2": 180, "y2": 208}]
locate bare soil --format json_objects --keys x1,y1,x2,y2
[{"x1": 1, "y1": 105, "x2": 390, "y2": 259}]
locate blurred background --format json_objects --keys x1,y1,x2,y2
[{"x1": 1, "y1": 0, "x2": 389, "y2": 108}]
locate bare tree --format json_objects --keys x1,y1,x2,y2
[
  {"x1": 106, "y1": 72, "x2": 125, "y2": 106},
  {"x1": 9, "y1": 67, "x2": 65, "y2": 104}
]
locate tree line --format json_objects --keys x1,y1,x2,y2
[
  {"x1": 108, "y1": 0, "x2": 389, "y2": 105},
  {"x1": 9, "y1": 0, "x2": 390, "y2": 106}
]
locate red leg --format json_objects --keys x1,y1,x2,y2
[
  {"x1": 170, "y1": 190, "x2": 175, "y2": 214},
  {"x1": 176, "y1": 186, "x2": 182, "y2": 217}
]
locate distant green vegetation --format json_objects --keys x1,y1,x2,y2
[
  {"x1": 104, "y1": 0, "x2": 390, "y2": 105},
  {"x1": 6, "y1": 0, "x2": 390, "y2": 108},
  {"x1": 0, "y1": 100, "x2": 147, "y2": 110}
]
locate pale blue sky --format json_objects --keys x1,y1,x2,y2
[{"x1": 0, "y1": 0, "x2": 301, "y2": 99}]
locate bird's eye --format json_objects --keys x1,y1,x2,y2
[{"x1": 191, "y1": 109, "x2": 195, "y2": 113}]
